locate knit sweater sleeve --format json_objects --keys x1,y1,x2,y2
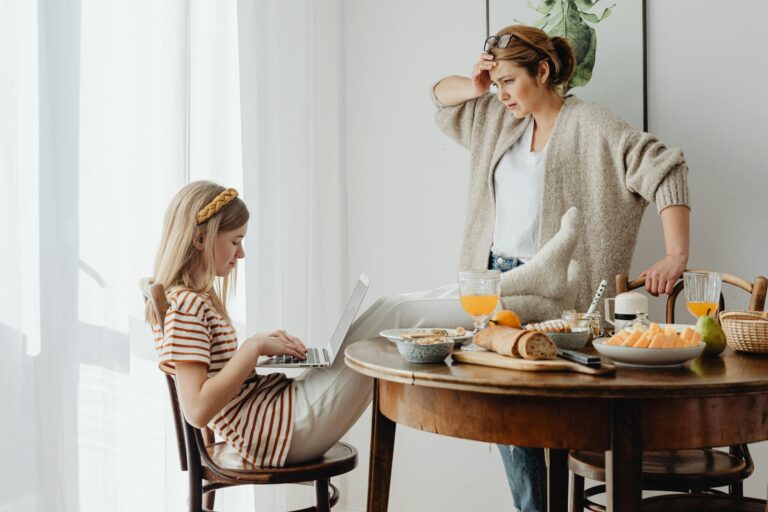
[
  {"x1": 621, "y1": 128, "x2": 691, "y2": 213},
  {"x1": 430, "y1": 81, "x2": 496, "y2": 149}
]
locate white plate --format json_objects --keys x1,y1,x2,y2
[
  {"x1": 379, "y1": 328, "x2": 474, "y2": 347},
  {"x1": 593, "y1": 338, "x2": 705, "y2": 368}
]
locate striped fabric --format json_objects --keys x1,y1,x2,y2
[{"x1": 153, "y1": 288, "x2": 294, "y2": 467}]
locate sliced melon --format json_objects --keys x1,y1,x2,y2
[
  {"x1": 623, "y1": 330, "x2": 643, "y2": 347},
  {"x1": 632, "y1": 332, "x2": 651, "y2": 348},
  {"x1": 648, "y1": 334, "x2": 665, "y2": 348},
  {"x1": 662, "y1": 334, "x2": 678, "y2": 348},
  {"x1": 672, "y1": 334, "x2": 687, "y2": 348},
  {"x1": 690, "y1": 330, "x2": 702, "y2": 346}
]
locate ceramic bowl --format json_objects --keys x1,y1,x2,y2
[
  {"x1": 380, "y1": 328, "x2": 473, "y2": 348},
  {"x1": 593, "y1": 339, "x2": 705, "y2": 368},
  {"x1": 545, "y1": 329, "x2": 591, "y2": 351},
  {"x1": 394, "y1": 339, "x2": 454, "y2": 363}
]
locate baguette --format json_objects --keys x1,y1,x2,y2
[
  {"x1": 474, "y1": 326, "x2": 523, "y2": 357},
  {"x1": 518, "y1": 332, "x2": 558, "y2": 360},
  {"x1": 473, "y1": 326, "x2": 556, "y2": 360}
]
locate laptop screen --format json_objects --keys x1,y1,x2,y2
[{"x1": 326, "y1": 274, "x2": 370, "y2": 362}]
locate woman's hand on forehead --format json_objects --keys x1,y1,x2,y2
[{"x1": 471, "y1": 53, "x2": 498, "y2": 96}]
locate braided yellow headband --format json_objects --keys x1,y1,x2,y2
[{"x1": 196, "y1": 188, "x2": 238, "y2": 225}]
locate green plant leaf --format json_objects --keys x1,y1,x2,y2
[
  {"x1": 528, "y1": 0, "x2": 555, "y2": 15},
  {"x1": 528, "y1": 0, "x2": 616, "y2": 91},
  {"x1": 538, "y1": 0, "x2": 565, "y2": 34},
  {"x1": 573, "y1": 0, "x2": 614, "y2": 22},
  {"x1": 531, "y1": 16, "x2": 549, "y2": 29},
  {"x1": 573, "y1": 0, "x2": 602, "y2": 10},
  {"x1": 578, "y1": 6, "x2": 613, "y2": 24},
  {"x1": 540, "y1": 2, "x2": 586, "y2": 47},
  {"x1": 568, "y1": 27, "x2": 597, "y2": 90}
]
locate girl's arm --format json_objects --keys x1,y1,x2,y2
[
  {"x1": 175, "y1": 333, "x2": 306, "y2": 428},
  {"x1": 641, "y1": 205, "x2": 690, "y2": 296},
  {"x1": 433, "y1": 53, "x2": 497, "y2": 107}
]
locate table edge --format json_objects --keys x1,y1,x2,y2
[{"x1": 345, "y1": 353, "x2": 768, "y2": 399}]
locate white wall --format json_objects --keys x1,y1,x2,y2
[{"x1": 339, "y1": 1, "x2": 768, "y2": 510}]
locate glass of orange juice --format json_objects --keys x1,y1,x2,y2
[
  {"x1": 458, "y1": 269, "x2": 501, "y2": 331},
  {"x1": 683, "y1": 271, "x2": 722, "y2": 318}
]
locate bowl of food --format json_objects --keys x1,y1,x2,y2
[
  {"x1": 593, "y1": 340, "x2": 704, "y2": 368},
  {"x1": 394, "y1": 337, "x2": 454, "y2": 363},
  {"x1": 380, "y1": 327, "x2": 472, "y2": 348},
  {"x1": 545, "y1": 329, "x2": 591, "y2": 350},
  {"x1": 524, "y1": 319, "x2": 591, "y2": 350},
  {"x1": 593, "y1": 322, "x2": 704, "y2": 368}
]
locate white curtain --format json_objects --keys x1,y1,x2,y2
[
  {"x1": 237, "y1": 0, "x2": 347, "y2": 342},
  {"x1": 0, "y1": 0, "x2": 346, "y2": 510}
]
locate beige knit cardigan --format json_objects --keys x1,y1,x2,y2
[{"x1": 432, "y1": 91, "x2": 691, "y2": 310}]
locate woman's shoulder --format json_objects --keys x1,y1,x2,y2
[
  {"x1": 562, "y1": 95, "x2": 633, "y2": 134},
  {"x1": 167, "y1": 287, "x2": 211, "y2": 317}
]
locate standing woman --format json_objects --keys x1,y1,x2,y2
[{"x1": 431, "y1": 25, "x2": 690, "y2": 511}]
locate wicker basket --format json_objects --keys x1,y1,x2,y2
[{"x1": 719, "y1": 311, "x2": 768, "y2": 353}]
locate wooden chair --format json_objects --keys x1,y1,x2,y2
[
  {"x1": 140, "y1": 279, "x2": 358, "y2": 512},
  {"x1": 568, "y1": 270, "x2": 768, "y2": 512},
  {"x1": 640, "y1": 492, "x2": 767, "y2": 511}
]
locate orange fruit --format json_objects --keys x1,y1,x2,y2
[{"x1": 490, "y1": 310, "x2": 521, "y2": 329}]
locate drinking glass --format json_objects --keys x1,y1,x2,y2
[
  {"x1": 458, "y1": 269, "x2": 501, "y2": 331},
  {"x1": 683, "y1": 271, "x2": 722, "y2": 318}
]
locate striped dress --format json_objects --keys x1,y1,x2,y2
[{"x1": 154, "y1": 288, "x2": 295, "y2": 467}]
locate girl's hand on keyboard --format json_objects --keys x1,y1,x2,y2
[
  {"x1": 266, "y1": 330, "x2": 308, "y2": 355},
  {"x1": 247, "y1": 333, "x2": 307, "y2": 360}
]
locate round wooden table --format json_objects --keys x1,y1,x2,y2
[{"x1": 345, "y1": 339, "x2": 768, "y2": 512}]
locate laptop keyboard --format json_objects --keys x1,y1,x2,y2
[{"x1": 272, "y1": 347, "x2": 322, "y2": 366}]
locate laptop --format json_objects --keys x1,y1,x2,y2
[{"x1": 257, "y1": 274, "x2": 370, "y2": 368}]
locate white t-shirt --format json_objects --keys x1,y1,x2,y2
[{"x1": 491, "y1": 119, "x2": 547, "y2": 262}]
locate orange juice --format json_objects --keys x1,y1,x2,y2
[
  {"x1": 460, "y1": 294, "x2": 499, "y2": 317},
  {"x1": 687, "y1": 301, "x2": 718, "y2": 318}
]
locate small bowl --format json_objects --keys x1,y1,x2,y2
[
  {"x1": 394, "y1": 339, "x2": 454, "y2": 363},
  {"x1": 545, "y1": 329, "x2": 591, "y2": 350},
  {"x1": 380, "y1": 328, "x2": 473, "y2": 349}
]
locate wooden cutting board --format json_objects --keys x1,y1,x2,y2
[{"x1": 452, "y1": 350, "x2": 616, "y2": 376}]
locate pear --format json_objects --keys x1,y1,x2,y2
[{"x1": 695, "y1": 315, "x2": 727, "y2": 356}]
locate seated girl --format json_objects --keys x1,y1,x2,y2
[{"x1": 147, "y1": 181, "x2": 377, "y2": 466}]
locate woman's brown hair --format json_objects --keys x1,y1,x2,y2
[{"x1": 489, "y1": 25, "x2": 576, "y2": 92}]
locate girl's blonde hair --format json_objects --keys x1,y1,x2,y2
[
  {"x1": 146, "y1": 180, "x2": 249, "y2": 325},
  {"x1": 490, "y1": 24, "x2": 576, "y2": 92}
]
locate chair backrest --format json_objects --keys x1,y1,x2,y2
[
  {"x1": 139, "y1": 278, "x2": 190, "y2": 472},
  {"x1": 615, "y1": 270, "x2": 768, "y2": 323}
]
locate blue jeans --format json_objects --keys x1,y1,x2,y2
[{"x1": 489, "y1": 253, "x2": 547, "y2": 512}]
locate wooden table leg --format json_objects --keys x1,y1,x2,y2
[
  {"x1": 606, "y1": 400, "x2": 642, "y2": 512},
  {"x1": 547, "y1": 448, "x2": 568, "y2": 512},
  {"x1": 367, "y1": 379, "x2": 396, "y2": 512}
]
